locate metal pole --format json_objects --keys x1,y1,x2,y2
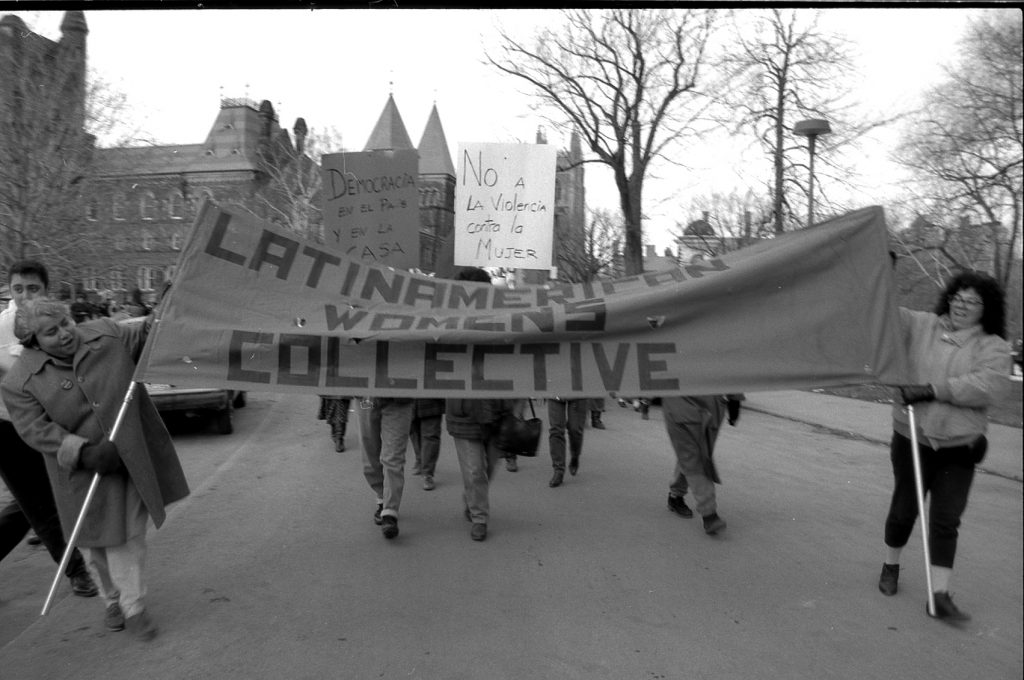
[
  {"x1": 906, "y1": 404, "x2": 937, "y2": 617},
  {"x1": 41, "y1": 381, "x2": 138, "y2": 616},
  {"x1": 807, "y1": 134, "x2": 817, "y2": 227}
]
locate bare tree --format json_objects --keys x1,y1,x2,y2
[
  {"x1": 249, "y1": 122, "x2": 345, "y2": 243},
  {"x1": 720, "y1": 8, "x2": 898, "y2": 233},
  {"x1": 894, "y1": 10, "x2": 1022, "y2": 292},
  {"x1": 672, "y1": 188, "x2": 773, "y2": 257},
  {"x1": 0, "y1": 14, "x2": 135, "y2": 284},
  {"x1": 557, "y1": 207, "x2": 622, "y2": 283},
  {"x1": 488, "y1": 8, "x2": 720, "y2": 275}
]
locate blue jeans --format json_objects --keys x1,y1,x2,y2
[
  {"x1": 357, "y1": 399, "x2": 414, "y2": 519},
  {"x1": 410, "y1": 415, "x2": 443, "y2": 476},
  {"x1": 453, "y1": 436, "x2": 503, "y2": 524},
  {"x1": 547, "y1": 399, "x2": 587, "y2": 471}
]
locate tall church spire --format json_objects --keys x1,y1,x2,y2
[
  {"x1": 364, "y1": 93, "x2": 414, "y2": 151},
  {"x1": 417, "y1": 103, "x2": 455, "y2": 176}
]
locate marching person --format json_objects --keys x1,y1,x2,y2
[
  {"x1": 317, "y1": 396, "x2": 352, "y2": 452},
  {"x1": 0, "y1": 261, "x2": 98, "y2": 598},
  {"x1": 663, "y1": 394, "x2": 743, "y2": 535},
  {"x1": 444, "y1": 267, "x2": 516, "y2": 541},
  {"x1": 2, "y1": 296, "x2": 189, "y2": 641},
  {"x1": 546, "y1": 397, "x2": 587, "y2": 488},
  {"x1": 879, "y1": 271, "x2": 1011, "y2": 624},
  {"x1": 357, "y1": 396, "x2": 414, "y2": 540},
  {"x1": 409, "y1": 398, "x2": 445, "y2": 491}
]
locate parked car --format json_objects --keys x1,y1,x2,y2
[{"x1": 144, "y1": 384, "x2": 245, "y2": 435}]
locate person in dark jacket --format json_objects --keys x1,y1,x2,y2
[
  {"x1": 2, "y1": 297, "x2": 189, "y2": 642},
  {"x1": 444, "y1": 267, "x2": 515, "y2": 541},
  {"x1": 663, "y1": 394, "x2": 743, "y2": 535},
  {"x1": 409, "y1": 398, "x2": 445, "y2": 490}
]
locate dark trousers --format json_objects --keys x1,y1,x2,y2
[
  {"x1": 547, "y1": 399, "x2": 586, "y2": 471},
  {"x1": 0, "y1": 420, "x2": 88, "y2": 577},
  {"x1": 410, "y1": 415, "x2": 443, "y2": 476},
  {"x1": 884, "y1": 431, "x2": 978, "y2": 569}
]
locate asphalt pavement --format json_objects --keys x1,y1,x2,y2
[{"x1": 1, "y1": 390, "x2": 1021, "y2": 680}]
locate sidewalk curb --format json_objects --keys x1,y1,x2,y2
[{"x1": 745, "y1": 402, "x2": 1022, "y2": 483}]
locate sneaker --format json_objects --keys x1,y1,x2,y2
[
  {"x1": 667, "y1": 495, "x2": 693, "y2": 519},
  {"x1": 702, "y1": 513, "x2": 726, "y2": 535},
  {"x1": 929, "y1": 591, "x2": 971, "y2": 623},
  {"x1": 423, "y1": 475, "x2": 435, "y2": 491},
  {"x1": 125, "y1": 609, "x2": 157, "y2": 641},
  {"x1": 470, "y1": 523, "x2": 487, "y2": 541},
  {"x1": 592, "y1": 419, "x2": 606, "y2": 430},
  {"x1": 878, "y1": 563, "x2": 899, "y2": 596},
  {"x1": 104, "y1": 602, "x2": 125, "y2": 631},
  {"x1": 505, "y1": 457, "x2": 518, "y2": 472},
  {"x1": 381, "y1": 515, "x2": 399, "y2": 539},
  {"x1": 373, "y1": 503, "x2": 384, "y2": 525},
  {"x1": 70, "y1": 571, "x2": 99, "y2": 597}
]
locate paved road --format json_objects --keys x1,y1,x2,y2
[{"x1": 1, "y1": 392, "x2": 1021, "y2": 680}]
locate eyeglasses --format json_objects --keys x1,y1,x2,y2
[{"x1": 948, "y1": 294, "x2": 983, "y2": 308}]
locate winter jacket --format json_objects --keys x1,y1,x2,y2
[
  {"x1": 444, "y1": 398, "x2": 514, "y2": 441},
  {"x1": 1, "y1": 318, "x2": 189, "y2": 547},
  {"x1": 891, "y1": 308, "x2": 1011, "y2": 449}
]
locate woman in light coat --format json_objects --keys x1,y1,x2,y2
[{"x1": 1, "y1": 298, "x2": 189, "y2": 641}]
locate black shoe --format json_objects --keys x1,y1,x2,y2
[
  {"x1": 549, "y1": 471, "x2": 564, "y2": 487},
  {"x1": 27, "y1": 534, "x2": 43, "y2": 546},
  {"x1": 878, "y1": 563, "x2": 899, "y2": 596},
  {"x1": 667, "y1": 495, "x2": 693, "y2": 518},
  {"x1": 373, "y1": 503, "x2": 384, "y2": 525},
  {"x1": 104, "y1": 602, "x2": 125, "y2": 631},
  {"x1": 470, "y1": 523, "x2": 487, "y2": 541},
  {"x1": 381, "y1": 515, "x2": 399, "y2": 539},
  {"x1": 568, "y1": 455, "x2": 579, "y2": 476},
  {"x1": 929, "y1": 591, "x2": 970, "y2": 623},
  {"x1": 70, "y1": 572, "x2": 99, "y2": 597},
  {"x1": 702, "y1": 513, "x2": 726, "y2": 535},
  {"x1": 592, "y1": 418, "x2": 605, "y2": 430},
  {"x1": 334, "y1": 439, "x2": 345, "y2": 452},
  {"x1": 505, "y1": 457, "x2": 518, "y2": 472}
]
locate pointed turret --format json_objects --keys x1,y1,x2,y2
[
  {"x1": 364, "y1": 94, "x2": 414, "y2": 151},
  {"x1": 417, "y1": 103, "x2": 454, "y2": 176}
]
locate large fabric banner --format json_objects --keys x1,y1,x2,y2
[{"x1": 135, "y1": 201, "x2": 909, "y2": 398}]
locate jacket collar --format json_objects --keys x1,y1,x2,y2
[
  {"x1": 17, "y1": 320, "x2": 118, "y2": 375},
  {"x1": 938, "y1": 314, "x2": 984, "y2": 347}
]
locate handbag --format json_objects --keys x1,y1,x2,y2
[{"x1": 494, "y1": 399, "x2": 542, "y2": 457}]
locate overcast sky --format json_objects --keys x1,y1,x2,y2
[{"x1": 9, "y1": 7, "x2": 1001, "y2": 250}]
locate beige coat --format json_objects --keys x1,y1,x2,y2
[{"x1": 1, "y1": 318, "x2": 189, "y2": 547}]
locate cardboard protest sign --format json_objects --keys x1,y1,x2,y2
[
  {"x1": 320, "y1": 149, "x2": 420, "y2": 270},
  {"x1": 454, "y1": 143, "x2": 556, "y2": 269},
  {"x1": 136, "y1": 201, "x2": 908, "y2": 398}
]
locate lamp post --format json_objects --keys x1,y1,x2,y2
[{"x1": 793, "y1": 118, "x2": 831, "y2": 227}]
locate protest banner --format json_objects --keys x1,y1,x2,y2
[
  {"x1": 136, "y1": 200, "x2": 908, "y2": 398},
  {"x1": 454, "y1": 143, "x2": 557, "y2": 269},
  {"x1": 320, "y1": 149, "x2": 420, "y2": 270}
]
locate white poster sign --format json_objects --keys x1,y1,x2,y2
[
  {"x1": 320, "y1": 149, "x2": 420, "y2": 270},
  {"x1": 454, "y1": 143, "x2": 556, "y2": 269}
]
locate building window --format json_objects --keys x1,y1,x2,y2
[
  {"x1": 108, "y1": 269, "x2": 124, "y2": 291},
  {"x1": 137, "y1": 266, "x2": 162, "y2": 292},
  {"x1": 140, "y1": 191, "x2": 157, "y2": 221},
  {"x1": 85, "y1": 197, "x2": 98, "y2": 221},
  {"x1": 84, "y1": 268, "x2": 99, "y2": 291},
  {"x1": 170, "y1": 231, "x2": 183, "y2": 250},
  {"x1": 141, "y1": 230, "x2": 153, "y2": 251},
  {"x1": 168, "y1": 190, "x2": 185, "y2": 220},
  {"x1": 112, "y1": 192, "x2": 125, "y2": 221}
]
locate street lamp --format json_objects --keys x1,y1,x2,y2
[{"x1": 793, "y1": 118, "x2": 831, "y2": 227}]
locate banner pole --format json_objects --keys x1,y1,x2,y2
[
  {"x1": 41, "y1": 381, "x2": 139, "y2": 616},
  {"x1": 906, "y1": 404, "x2": 936, "y2": 617}
]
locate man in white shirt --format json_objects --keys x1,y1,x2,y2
[{"x1": 0, "y1": 260, "x2": 97, "y2": 598}]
